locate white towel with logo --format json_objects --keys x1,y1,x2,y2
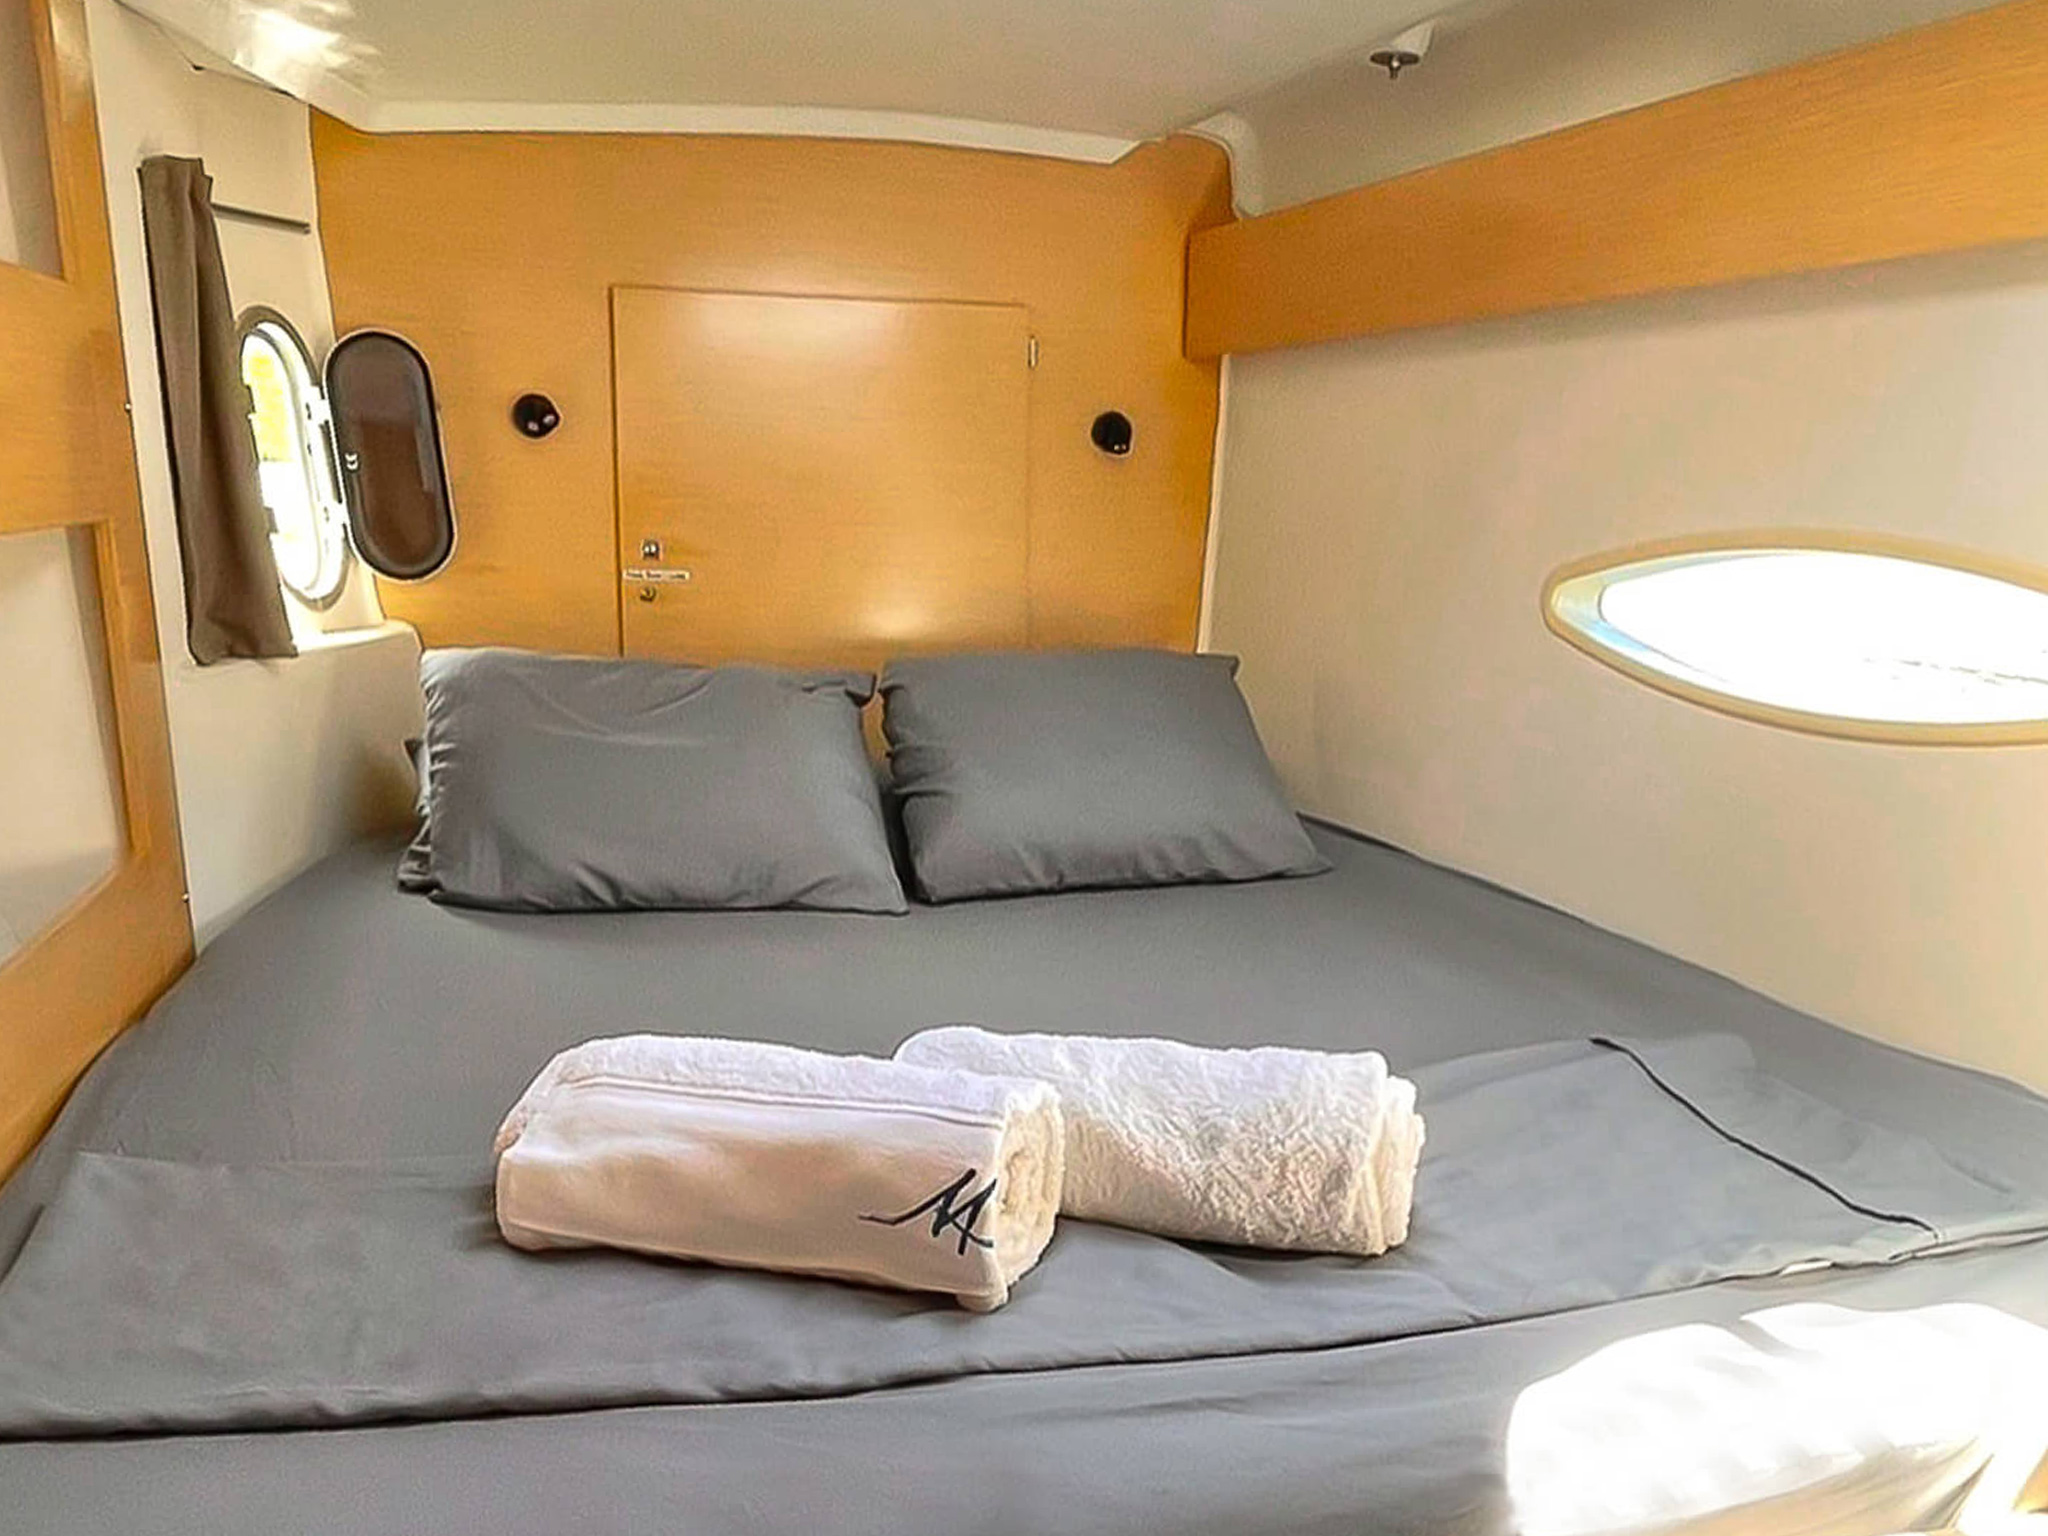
[
  {"x1": 896, "y1": 1027, "x2": 1424, "y2": 1257},
  {"x1": 494, "y1": 1035, "x2": 1065, "y2": 1311}
]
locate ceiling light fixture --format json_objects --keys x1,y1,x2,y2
[{"x1": 1370, "y1": 20, "x2": 1435, "y2": 80}]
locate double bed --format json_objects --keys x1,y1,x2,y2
[{"x1": 3, "y1": 820, "x2": 2046, "y2": 1534}]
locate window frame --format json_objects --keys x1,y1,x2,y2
[
  {"x1": 235, "y1": 305, "x2": 351, "y2": 609},
  {"x1": 1541, "y1": 530, "x2": 2048, "y2": 747},
  {"x1": 323, "y1": 327, "x2": 458, "y2": 583}
]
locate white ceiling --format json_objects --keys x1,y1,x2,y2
[
  {"x1": 120, "y1": 0, "x2": 2014, "y2": 169},
  {"x1": 121, "y1": 0, "x2": 1456, "y2": 159}
]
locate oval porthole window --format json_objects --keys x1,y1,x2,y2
[
  {"x1": 237, "y1": 308, "x2": 350, "y2": 606},
  {"x1": 1544, "y1": 539, "x2": 2048, "y2": 744},
  {"x1": 325, "y1": 329, "x2": 457, "y2": 581}
]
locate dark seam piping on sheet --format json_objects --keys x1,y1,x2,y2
[{"x1": 1588, "y1": 1036, "x2": 1941, "y2": 1238}]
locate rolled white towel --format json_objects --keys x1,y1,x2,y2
[
  {"x1": 896, "y1": 1027, "x2": 1424, "y2": 1257},
  {"x1": 494, "y1": 1035, "x2": 1065, "y2": 1311}
]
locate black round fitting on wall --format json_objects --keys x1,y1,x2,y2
[
  {"x1": 512, "y1": 393, "x2": 562, "y2": 439},
  {"x1": 1091, "y1": 410, "x2": 1134, "y2": 457}
]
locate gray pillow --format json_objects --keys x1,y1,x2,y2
[
  {"x1": 881, "y1": 649, "x2": 1327, "y2": 902},
  {"x1": 396, "y1": 736, "x2": 432, "y2": 894},
  {"x1": 416, "y1": 648, "x2": 906, "y2": 914}
]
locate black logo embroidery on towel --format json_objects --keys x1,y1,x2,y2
[{"x1": 861, "y1": 1169, "x2": 998, "y2": 1257}]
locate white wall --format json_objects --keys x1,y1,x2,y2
[
  {"x1": 1229, "y1": 0, "x2": 2006, "y2": 214},
  {"x1": 1210, "y1": 240, "x2": 2048, "y2": 1092},
  {"x1": 87, "y1": 0, "x2": 420, "y2": 944},
  {"x1": 0, "y1": 530, "x2": 125, "y2": 958}
]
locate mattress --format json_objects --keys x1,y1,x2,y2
[{"x1": 2, "y1": 822, "x2": 2045, "y2": 1534}]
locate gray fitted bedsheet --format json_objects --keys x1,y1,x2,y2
[{"x1": 3, "y1": 822, "x2": 2047, "y2": 1533}]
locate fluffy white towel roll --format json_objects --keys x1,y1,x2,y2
[
  {"x1": 896, "y1": 1027, "x2": 1424, "y2": 1257},
  {"x1": 495, "y1": 1035, "x2": 1065, "y2": 1311}
]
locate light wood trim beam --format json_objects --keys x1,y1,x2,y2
[{"x1": 1187, "y1": 0, "x2": 2048, "y2": 358}]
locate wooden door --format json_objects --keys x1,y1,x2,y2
[
  {"x1": 0, "y1": 0, "x2": 190, "y2": 1179},
  {"x1": 614, "y1": 288, "x2": 1031, "y2": 671}
]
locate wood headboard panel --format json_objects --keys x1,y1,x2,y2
[{"x1": 312, "y1": 122, "x2": 1232, "y2": 660}]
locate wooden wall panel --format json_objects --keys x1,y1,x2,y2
[
  {"x1": 312, "y1": 123, "x2": 1232, "y2": 658},
  {"x1": 0, "y1": 0, "x2": 191, "y2": 1180},
  {"x1": 1188, "y1": 0, "x2": 2048, "y2": 357}
]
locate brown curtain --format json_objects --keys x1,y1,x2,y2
[{"x1": 138, "y1": 156, "x2": 296, "y2": 664}]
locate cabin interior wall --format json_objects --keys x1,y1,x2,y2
[
  {"x1": 310, "y1": 121, "x2": 1231, "y2": 659},
  {"x1": 84, "y1": 0, "x2": 421, "y2": 945},
  {"x1": 1210, "y1": 236, "x2": 2048, "y2": 1092}
]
